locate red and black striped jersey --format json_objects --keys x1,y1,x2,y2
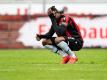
[
  {"x1": 57, "y1": 15, "x2": 83, "y2": 40},
  {"x1": 41, "y1": 14, "x2": 83, "y2": 43}
]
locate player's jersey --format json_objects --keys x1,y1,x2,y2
[
  {"x1": 41, "y1": 15, "x2": 83, "y2": 43},
  {"x1": 57, "y1": 15, "x2": 83, "y2": 41}
]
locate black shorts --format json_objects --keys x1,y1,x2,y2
[
  {"x1": 50, "y1": 37, "x2": 83, "y2": 51},
  {"x1": 67, "y1": 37, "x2": 83, "y2": 51}
]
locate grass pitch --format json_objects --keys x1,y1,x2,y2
[{"x1": 0, "y1": 49, "x2": 107, "y2": 80}]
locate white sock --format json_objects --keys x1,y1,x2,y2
[
  {"x1": 57, "y1": 50, "x2": 68, "y2": 57},
  {"x1": 45, "y1": 45, "x2": 68, "y2": 57},
  {"x1": 45, "y1": 45, "x2": 58, "y2": 53},
  {"x1": 57, "y1": 41, "x2": 76, "y2": 58}
]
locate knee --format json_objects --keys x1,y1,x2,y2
[
  {"x1": 42, "y1": 40, "x2": 47, "y2": 46},
  {"x1": 42, "y1": 39, "x2": 52, "y2": 46},
  {"x1": 55, "y1": 37, "x2": 65, "y2": 44}
]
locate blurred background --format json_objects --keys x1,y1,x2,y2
[
  {"x1": 0, "y1": 1, "x2": 107, "y2": 80},
  {"x1": 0, "y1": 0, "x2": 107, "y2": 49}
]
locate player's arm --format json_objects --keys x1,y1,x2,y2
[
  {"x1": 36, "y1": 25, "x2": 54, "y2": 41},
  {"x1": 47, "y1": 6, "x2": 57, "y2": 25},
  {"x1": 36, "y1": 6, "x2": 56, "y2": 41}
]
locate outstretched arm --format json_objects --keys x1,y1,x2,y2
[
  {"x1": 36, "y1": 6, "x2": 56, "y2": 41},
  {"x1": 36, "y1": 25, "x2": 54, "y2": 41}
]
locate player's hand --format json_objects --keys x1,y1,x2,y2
[
  {"x1": 36, "y1": 34, "x2": 41, "y2": 41},
  {"x1": 47, "y1": 9, "x2": 55, "y2": 19},
  {"x1": 47, "y1": 6, "x2": 56, "y2": 16},
  {"x1": 47, "y1": 8, "x2": 53, "y2": 15}
]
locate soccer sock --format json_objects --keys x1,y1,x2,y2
[
  {"x1": 45, "y1": 45, "x2": 58, "y2": 53},
  {"x1": 57, "y1": 50, "x2": 68, "y2": 57},
  {"x1": 45, "y1": 45, "x2": 68, "y2": 57},
  {"x1": 57, "y1": 41, "x2": 76, "y2": 58}
]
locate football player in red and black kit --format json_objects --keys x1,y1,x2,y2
[{"x1": 36, "y1": 6, "x2": 83, "y2": 64}]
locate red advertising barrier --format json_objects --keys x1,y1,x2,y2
[{"x1": 0, "y1": 15, "x2": 107, "y2": 48}]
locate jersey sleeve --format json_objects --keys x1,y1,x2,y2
[{"x1": 40, "y1": 25, "x2": 54, "y2": 39}]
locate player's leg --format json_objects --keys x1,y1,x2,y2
[
  {"x1": 55, "y1": 37, "x2": 76, "y2": 57},
  {"x1": 45, "y1": 45, "x2": 68, "y2": 57},
  {"x1": 67, "y1": 38, "x2": 83, "y2": 64},
  {"x1": 42, "y1": 39, "x2": 58, "y2": 53},
  {"x1": 45, "y1": 45, "x2": 70, "y2": 64},
  {"x1": 42, "y1": 39, "x2": 69, "y2": 64},
  {"x1": 55, "y1": 37, "x2": 78, "y2": 64}
]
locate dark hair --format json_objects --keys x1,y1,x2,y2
[
  {"x1": 50, "y1": 6, "x2": 64, "y2": 14},
  {"x1": 50, "y1": 6, "x2": 58, "y2": 12}
]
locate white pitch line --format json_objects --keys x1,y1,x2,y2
[
  {"x1": 0, "y1": 69, "x2": 16, "y2": 72},
  {"x1": 47, "y1": 68, "x2": 67, "y2": 71}
]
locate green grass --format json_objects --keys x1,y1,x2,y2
[{"x1": 0, "y1": 49, "x2": 107, "y2": 80}]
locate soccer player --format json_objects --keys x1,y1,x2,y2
[{"x1": 36, "y1": 6, "x2": 83, "y2": 64}]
